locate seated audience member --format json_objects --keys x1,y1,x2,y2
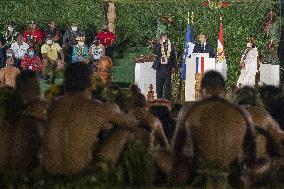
[
  {"x1": 71, "y1": 34, "x2": 90, "y2": 64},
  {"x1": 44, "y1": 20, "x2": 61, "y2": 43},
  {"x1": 171, "y1": 71, "x2": 256, "y2": 187},
  {"x1": 21, "y1": 47, "x2": 43, "y2": 73},
  {"x1": 0, "y1": 56, "x2": 20, "y2": 88},
  {"x1": 96, "y1": 24, "x2": 116, "y2": 59},
  {"x1": 42, "y1": 63, "x2": 136, "y2": 175},
  {"x1": 41, "y1": 35, "x2": 64, "y2": 83},
  {"x1": 11, "y1": 34, "x2": 29, "y2": 68},
  {"x1": 267, "y1": 93, "x2": 284, "y2": 131},
  {"x1": 89, "y1": 37, "x2": 104, "y2": 71},
  {"x1": 0, "y1": 87, "x2": 41, "y2": 174},
  {"x1": 149, "y1": 105, "x2": 175, "y2": 143},
  {"x1": 259, "y1": 85, "x2": 281, "y2": 110},
  {"x1": 97, "y1": 56, "x2": 112, "y2": 87},
  {"x1": 0, "y1": 40, "x2": 6, "y2": 69},
  {"x1": 0, "y1": 21, "x2": 19, "y2": 48},
  {"x1": 5, "y1": 48, "x2": 13, "y2": 59},
  {"x1": 63, "y1": 22, "x2": 82, "y2": 63},
  {"x1": 15, "y1": 70, "x2": 49, "y2": 123},
  {"x1": 128, "y1": 85, "x2": 169, "y2": 149},
  {"x1": 104, "y1": 84, "x2": 130, "y2": 113},
  {"x1": 233, "y1": 86, "x2": 284, "y2": 185},
  {"x1": 200, "y1": 70, "x2": 226, "y2": 99},
  {"x1": 23, "y1": 21, "x2": 43, "y2": 52}
]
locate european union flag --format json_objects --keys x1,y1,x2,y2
[{"x1": 181, "y1": 24, "x2": 195, "y2": 80}]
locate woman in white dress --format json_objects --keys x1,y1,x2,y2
[{"x1": 237, "y1": 38, "x2": 259, "y2": 87}]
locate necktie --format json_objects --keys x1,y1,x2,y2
[{"x1": 201, "y1": 44, "x2": 204, "y2": 52}]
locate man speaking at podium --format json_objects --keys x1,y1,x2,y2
[{"x1": 193, "y1": 33, "x2": 216, "y2": 58}]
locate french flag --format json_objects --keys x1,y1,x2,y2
[{"x1": 195, "y1": 56, "x2": 205, "y2": 74}]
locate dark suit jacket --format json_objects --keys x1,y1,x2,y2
[
  {"x1": 192, "y1": 42, "x2": 216, "y2": 58},
  {"x1": 152, "y1": 42, "x2": 177, "y2": 71},
  {"x1": 0, "y1": 47, "x2": 6, "y2": 69}
]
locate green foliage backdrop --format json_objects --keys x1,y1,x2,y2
[
  {"x1": 0, "y1": 0, "x2": 106, "y2": 43},
  {"x1": 0, "y1": 0, "x2": 281, "y2": 101}
]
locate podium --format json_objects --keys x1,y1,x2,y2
[
  {"x1": 135, "y1": 62, "x2": 156, "y2": 97},
  {"x1": 259, "y1": 63, "x2": 280, "y2": 86},
  {"x1": 185, "y1": 53, "x2": 216, "y2": 101}
]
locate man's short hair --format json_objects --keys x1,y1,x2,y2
[
  {"x1": 64, "y1": 63, "x2": 92, "y2": 92},
  {"x1": 160, "y1": 32, "x2": 167, "y2": 37},
  {"x1": 8, "y1": 21, "x2": 15, "y2": 27},
  {"x1": 198, "y1": 32, "x2": 207, "y2": 38},
  {"x1": 201, "y1": 71, "x2": 225, "y2": 94}
]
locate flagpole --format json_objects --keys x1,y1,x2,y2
[
  {"x1": 191, "y1": 11, "x2": 194, "y2": 25},
  {"x1": 187, "y1": 12, "x2": 190, "y2": 25},
  {"x1": 181, "y1": 12, "x2": 191, "y2": 102}
]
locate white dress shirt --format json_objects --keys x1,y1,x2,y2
[{"x1": 11, "y1": 42, "x2": 30, "y2": 59}]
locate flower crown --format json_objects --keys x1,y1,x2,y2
[{"x1": 247, "y1": 37, "x2": 256, "y2": 45}]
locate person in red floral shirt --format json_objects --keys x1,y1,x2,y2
[
  {"x1": 96, "y1": 25, "x2": 116, "y2": 59},
  {"x1": 21, "y1": 47, "x2": 43, "y2": 73},
  {"x1": 23, "y1": 21, "x2": 43, "y2": 53}
]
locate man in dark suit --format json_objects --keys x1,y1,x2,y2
[
  {"x1": 193, "y1": 33, "x2": 216, "y2": 58},
  {"x1": 152, "y1": 33, "x2": 177, "y2": 100}
]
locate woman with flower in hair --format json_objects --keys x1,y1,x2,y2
[{"x1": 237, "y1": 37, "x2": 259, "y2": 87}]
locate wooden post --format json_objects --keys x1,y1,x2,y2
[{"x1": 107, "y1": 1, "x2": 116, "y2": 33}]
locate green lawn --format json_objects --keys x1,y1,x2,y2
[{"x1": 112, "y1": 46, "x2": 149, "y2": 84}]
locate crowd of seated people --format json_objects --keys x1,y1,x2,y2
[
  {"x1": 0, "y1": 59, "x2": 284, "y2": 188},
  {"x1": 0, "y1": 21, "x2": 115, "y2": 86}
]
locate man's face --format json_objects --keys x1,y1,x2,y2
[
  {"x1": 31, "y1": 23, "x2": 37, "y2": 30},
  {"x1": 46, "y1": 38, "x2": 53, "y2": 45},
  {"x1": 102, "y1": 25, "x2": 108, "y2": 32},
  {"x1": 71, "y1": 23, "x2": 78, "y2": 32},
  {"x1": 198, "y1": 34, "x2": 207, "y2": 44},
  {"x1": 161, "y1": 35, "x2": 168, "y2": 43},
  {"x1": 6, "y1": 57, "x2": 14, "y2": 66},
  {"x1": 17, "y1": 35, "x2": 23, "y2": 43},
  {"x1": 8, "y1": 25, "x2": 14, "y2": 32},
  {"x1": 49, "y1": 21, "x2": 56, "y2": 29}
]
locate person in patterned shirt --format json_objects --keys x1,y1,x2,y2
[
  {"x1": 21, "y1": 47, "x2": 43, "y2": 73},
  {"x1": 71, "y1": 35, "x2": 90, "y2": 64},
  {"x1": 0, "y1": 22, "x2": 19, "y2": 48}
]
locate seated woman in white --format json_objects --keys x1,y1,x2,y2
[{"x1": 237, "y1": 38, "x2": 258, "y2": 87}]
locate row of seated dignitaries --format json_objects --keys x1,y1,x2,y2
[{"x1": 0, "y1": 63, "x2": 284, "y2": 188}]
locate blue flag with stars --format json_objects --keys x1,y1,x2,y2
[{"x1": 181, "y1": 24, "x2": 195, "y2": 80}]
